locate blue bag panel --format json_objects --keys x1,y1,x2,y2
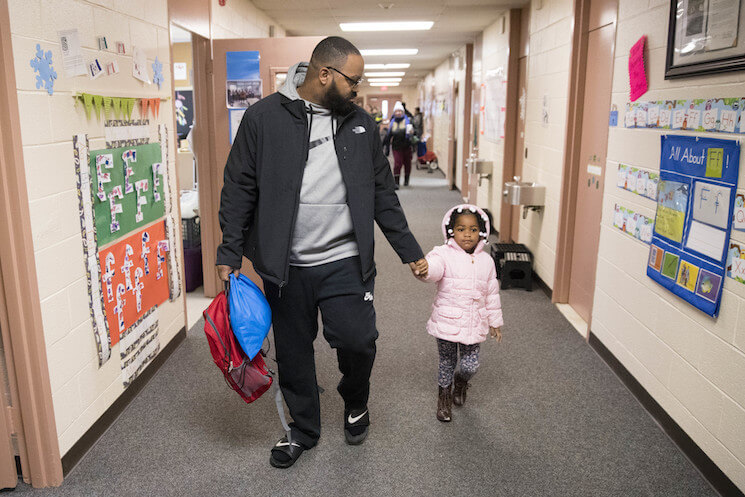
[{"x1": 228, "y1": 273, "x2": 272, "y2": 360}]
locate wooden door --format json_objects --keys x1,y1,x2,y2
[
  {"x1": 510, "y1": 57, "x2": 527, "y2": 242},
  {"x1": 203, "y1": 37, "x2": 323, "y2": 297},
  {"x1": 567, "y1": 20, "x2": 616, "y2": 322}
]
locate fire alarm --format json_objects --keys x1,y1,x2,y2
[{"x1": 219, "y1": 0, "x2": 226, "y2": 5}]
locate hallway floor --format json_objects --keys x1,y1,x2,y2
[{"x1": 17, "y1": 169, "x2": 716, "y2": 496}]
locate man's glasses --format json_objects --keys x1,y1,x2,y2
[{"x1": 326, "y1": 66, "x2": 364, "y2": 87}]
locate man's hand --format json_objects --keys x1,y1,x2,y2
[
  {"x1": 217, "y1": 265, "x2": 240, "y2": 282},
  {"x1": 489, "y1": 326, "x2": 502, "y2": 342},
  {"x1": 409, "y1": 258, "x2": 428, "y2": 278}
]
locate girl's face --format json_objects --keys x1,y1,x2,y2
[{"x1": 452, "y1": 213, "x2": 480, "y2": 253}]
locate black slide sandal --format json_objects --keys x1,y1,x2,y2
[{"x1": 269, "y1": 435, "x2": 305, "y2": 468}]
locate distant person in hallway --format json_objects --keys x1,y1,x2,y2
[
  {"x1": 383, "y1": 101, "x2": 414, "y2": 189},
  {"x1": 418, "y1": 204, "x2": 503, "y2": 422},
  {"x1": 215, "y1": 36, "x2": 428, "y2": 469}
]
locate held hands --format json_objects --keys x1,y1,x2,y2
[
  {"x1": 217, "y1": 264, "x2": 240, "y2": 282},
  {"x1": 409, "y1": 258, "x2": 428, "y2": 279},
  {"x1": 489, "y1": 327, "x2": 502, "y2": 342}
]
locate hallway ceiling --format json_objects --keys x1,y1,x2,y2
[{"x1": 249, "y1": 0, "x2": 527, "y2": 87}]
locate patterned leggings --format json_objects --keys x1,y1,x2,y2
[{"x1": 437, "y1": 339, "x2": 480, "y2": 388}]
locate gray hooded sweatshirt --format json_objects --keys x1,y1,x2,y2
[{"x1": 278, "y1": 62, "x2": 359, "y2": 267}]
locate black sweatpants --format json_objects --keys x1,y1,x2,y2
[{"x1": 263, "y1": 256, "x2": 377, "y2": 448}]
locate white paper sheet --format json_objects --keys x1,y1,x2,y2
[
  {"x1": 693, "y1": 181, "x2": 731, "y2": 229},
  {"x1": 686, "y1": 220, "x2": 727, "y2": 260},
  {"x1": 58, "y1": 29, "x2": 86, "y2": 77}
]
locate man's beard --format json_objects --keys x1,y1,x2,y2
[{"x1": 321, "y1": 80, "x2": 357, "y2": 115}]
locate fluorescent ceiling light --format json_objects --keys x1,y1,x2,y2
[
  {"x1": 360, "y1": 49, "x2": 418, "y2": 56},
  {"x1": 370, "y1": 82, "x2": 400, "y2": 86},
  {"x1": 340, "y1": 21, "x2": 433, "y2": 32},
  {"x1": 365, "y1": 72, "x2": 406, "y2": 77},
  {"x1": 368, "y1": 78, "x2": 403, "y2": 83},
  {"x1": 366, "y1": 63, "x2": 411, "y2": 69}
]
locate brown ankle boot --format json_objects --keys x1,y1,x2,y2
[
  {"x1": 453, "y1": 374, "x2": 469, "y2": 407},
  {"x1": 436, "y1": 385, "x2": 452, "y2": 422}
]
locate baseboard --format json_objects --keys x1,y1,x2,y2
[
  {"x1": 588, "y1": 332, "x2": 743, "y2": 497},
  {"x1": 61, "y1": 327, "x2": 187, "y2": 476},
  {"x1": 532, "y1": 271, "x2": 552, "y2": 299}
]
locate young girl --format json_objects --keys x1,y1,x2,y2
[{"x1": 420, "y1": 204, "x2": 503, "y2": 422}]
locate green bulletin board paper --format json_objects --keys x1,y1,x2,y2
[
  {"x1": 654, "y1": 205, "x2": 685, "y2": 242},
  {"x1": 90, "y1": 143, "x2": 165, "y2": 246}
]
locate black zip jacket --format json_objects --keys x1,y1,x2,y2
[{"x1": 216, "y1": 92, "x2": 424, "y2": 288}]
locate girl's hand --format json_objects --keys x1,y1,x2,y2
[{"x1": 489, "y1": 327, "x2": 502, "y2": 342}]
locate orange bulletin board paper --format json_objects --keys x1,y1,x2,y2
[{"x1": 99, "y1": 221, "x2": 170, "y2": 345}]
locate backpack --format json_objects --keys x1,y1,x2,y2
[{"x1": 203, "y1": 291, "x2": 272, "y2": 403}]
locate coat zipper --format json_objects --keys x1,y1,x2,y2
[{"x1": 279, "y1": 106, "x2": 310, "y2": 298}]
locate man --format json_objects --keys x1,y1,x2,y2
[{"x1": 216, "y1": 37, "x2": 428, "y2": 469}]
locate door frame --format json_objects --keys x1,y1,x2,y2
[
  {"x1": 554, "y1": 0, "x2": 617, "y2": 319},
  {"x1": 460, "y1": 44, "x2": 474, "y2": 195},
  {"x1": 0, "y1": 0, "x2": 63, "y2": 486}
]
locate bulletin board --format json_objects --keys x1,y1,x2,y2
[
  {"x1": 99, "y1": 221, "x2": 170, "y2": 344},
  {"x1": 90, "y1": 143, "x2": 165, "y2": 246},
  {"x1": 647, "y1": 135, "x2": 741, "y2": 317}
]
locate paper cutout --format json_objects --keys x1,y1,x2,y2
[
  {"x1": 151, "y1": 98, "x2": 160, "y2": 118},
  {"x1": 141, "y1": 231, "x2": 150, "y2": 275},
  {"x1": 88, "y1": 59, "x2": 103, "y2": 80},
  {"x1": 93, "y1": 94, "x2": 103, "y2": 120},
  {"x1": 140, "y1": 98, "x2": 150, "y2": 119},
  {"x1": 103, "y1": 252, "x2": 116, "y2": 302},
  {"x1": 125, "y1": 98, "x2": 135, "y2": 120},
  {"x1": 112, "y1": 97, "x2": 122, "y2": 119},
  {"x1": 152, "y1": 163, "x2": 162, "y2": 202},
  {"x1": 152, "y1": 57, "x2": 164, "y2": 89},
  {"x1": 156, "y1": 239, "x2": 167, "y2": 280},
  {"x1": 30, "y1": 44, "x2": 57, "y2": 95},
  {"x1": 629, "y1": 36, "x2": 648, "y2": 102},
  {"x1": 132, "y1": 46, "x2": 150, "y2": 84},
  {"x1": 116, "y1": 41, "x2": 126, "y2": 54},
  {"x1": 121, "y1": 244, "x2": 134, "y2": 292},
  {"x1": 106, "y1": 60, "x2": 120, "y2": 76},
  {"x1": 83, "y1": 93, "x2": 94, "y2": 120},
  {"x1": 105, "y1": 119, "x2": 150, "y2": 148},
  {"x1": 103, "y1": 96, "x2": 112, "y2": 119}
]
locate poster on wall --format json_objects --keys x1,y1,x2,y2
[
  {"x1": 647, "y1": 135, "x2": 740, "y2": 317},
  {"x1": 483, "y1": 70, "x2": 506, "y2": 142},
  {"x1": 99, "y1": 221, "x2": 170, "y2": 345},
  {"x1": 89, "y1": 143, "x2": 166, "y2": 246},
  {"x1": 175, "y1": 90, "x2": 194, "y2": 140},
  {"x1": 225, "y1": 51, "x2": 261, "y2": 109}
]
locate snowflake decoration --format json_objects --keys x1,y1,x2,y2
[
  {"x1": 152, "y1": 57, "x2": 164, "y2": 90},
  {"x1": 29, "y1": 44, "x2": 57, "y2": 95}
]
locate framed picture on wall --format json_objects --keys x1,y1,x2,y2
[{"x1": 665, "y1": 0, "x2": 745, "y2": 78}]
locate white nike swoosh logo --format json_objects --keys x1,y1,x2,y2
[
  {"x1": 347, "y1": 411, "x2": 368, "y2": 424},
  {"x1": 275, "y1": 441, "x2": 301, "y2": 448}
]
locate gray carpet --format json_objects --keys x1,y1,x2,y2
[{"x1": 16, "y1": 168, "x2": 717, "y2": 496}]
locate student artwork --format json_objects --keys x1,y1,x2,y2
[
  {"x1": 647, "y1": 135, "x2": 740, "y2": 317},
  {"x1": 95, "y1": 154, "x2": 113, "y2": 201},
  {"x1": 141, "y1": 230, "x2": 151, "y2": 275},
  {"x1": 134, "y1": 179, "x2": 149, "y2": 223},
  {"x1": 612, "y1": 204, "x2": 653, "y2": 244},
  {"x1": 733, "y1": 193, "x2": 745, "y2": 231},
  {"x1": 152, "y1": 57, "x2": 164, "y2": 89},
  {"x1": 727, "y1": 243, "x2": 745, "y2": 284},
  {"x1": 89, "y1": 143, "x2": 165, "y2": 245},
  {"x1": 628, "y1": 36, "x2": 648, "y2": 102},
  {"x1": 152, "y1": 164, "x2": 162, "y2": 202},
  {"x1": 73, "y1": 134, "x2": 111, "y2": 366},
  {"x1": 156, "y1": 240, "x2": 169, "y2": 280},
  {"x1": 29, "y1": 44, "x2": 57, "y2": 95},
  {"x1": 617, "y1": 164, "x2": 659, "y2": 201},
  {"x1": 624, "y1": 98, "x2": 745, "y2": 135},
  {"x1": 98, "y1": 222, "x2": 170, "y2": 344},
  {"x1": 120, "y1": 307, "x2": 160, "y2": 387},
  {"x1": 103, "y1": 252, "x2": 116, "y2": 302}
]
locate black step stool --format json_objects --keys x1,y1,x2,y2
[{"x1": 490, "y1": 243, "x2": 533, "y2": 291}]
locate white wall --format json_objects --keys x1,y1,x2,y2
[
  {"x1": 593, "y1": 0, "x2": 745, "y2": 490},
  {"x1": 476, "y1": 13, "x2": 511, "y2": 225},
  {"x1": 210, "y1": 0, "x2": 285, "y2": 39},
  {"x1": 517, "y1": 0, "x2": 574, "y2": 288},
  {"x1": 8, "y1": 0, "x2": 183, "y2": 455},
  {"x1": 424, "y1": 60, "x2": 455, "y2": 184}
]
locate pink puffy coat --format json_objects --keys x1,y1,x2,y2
[{"x1": 422, "y1": 205, "x2": 503, "y2": 344}]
